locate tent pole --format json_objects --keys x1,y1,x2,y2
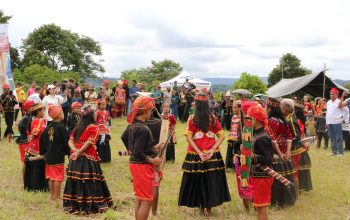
[{"x1": 322, "y1": 63, "x2": 326, "y2": 98}]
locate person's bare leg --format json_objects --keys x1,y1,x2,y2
[
  {"x1": 256, "y1": 207, "x2": 268, "y2": 220},
  {"x1": 293, "y1": 176, "x2": 299, "y2": 200},
  {"x1": 49, "y1": 180, "x2": 54, "y2": 200},
  {"x1": 53, "y1": 181, "x2": 62, "y2": 200},
  {"x1": 152, "y1": 186, "x2": 159, "y2": 216},
  {"x1": 200, "y1": 208, "x2": 206, "y2": 216},
  {"x1": 243, "y1": 199, "x2": 252, "y2": 211},
  {"x1": 137, "y1": 201, "x2": 152, "y2": 220},
  {"x1": 135, "y1": 199, "x2": 141, "y2": 220},
  {"x1": 206, "y1": 208, "x2": 212, "y2": 217}
]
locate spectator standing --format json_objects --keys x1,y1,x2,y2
[
  {"x1": 178, "y1": 87, "x2": 186, "y2": 120},
  {"x1": 316, "y1": 110, "x2": 329, "y2": 149},
  {"x1": 0, "y1": 83, "x2": 17, "y2": 140},
  {"x1": 151, "y1": 85, "x2": 162, "y2": 118},
  {"x1": 171, "y1": 90, "x2": 179, "y2": 119},
  {"x1": 163, "y1": 87, "x2": 172, "y2": 104},
  {"x1": 28, "y1": 86, "x2": 42, "y2": 104},
  {"x1": 129, "y1": 80, "x2": 140, "y2": 103},
  {"x1": 27, "y1": 82, "x2": 36, "y2": 97},
  {"x1": 326, "y1": 88, "x2": 345, "y2": 156},
  {"x1": 339, "y1": 91, "x2": 350, "y2": 151},
  {"x1": 42, "y1": 85, "x2": 66, "y2": 123},
  {"x1": 15, "y1": 82, "x2": 26, "y2": 121},
  {"x1": 123, "y1": 80, "x2": 130, "y2": 115}
]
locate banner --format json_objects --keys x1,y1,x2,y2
[{"x1": 0, "y1": 24, "x2": 14, "y2": 93}]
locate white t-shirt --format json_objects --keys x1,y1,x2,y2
[
  {"x1": 326, "y1": 99, "x2": 345, "y2": 124},
  {"x1": 27, "y1": 93, "x2": 42, "y2": 104},
  {"x1": 42, "y1": 95, "x2": 65, "y2": 121}
]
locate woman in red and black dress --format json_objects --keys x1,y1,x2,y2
[
  {"x1": 24, "y1": 102, "x2": 48, "y2": 191},
  {"x1": 178, "y1": 88, "x2": 230, "y2": 217},
  {"x1": 267, "y1": 98, "x2": 296, "y2": 206},
  {"x1": 63, "y1": 105, "x2": 113, "y2": 214}
]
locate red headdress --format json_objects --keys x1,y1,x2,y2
[
  {"x1": 2, "y1": 83, "x2": 9, "y2": 90},
  {"x1": 48, "y1": 104, "x2": 63, "y2": 119},
  {"x1": 241, "y1": 100, "x2": 258, "y2": 114},
  {"x1": 127, "y1": 96, "x2": 155, "y2": 123},
  {"x1": 123, "y1": 79, "x2": 127, "y2": 85},
  {"x1": 22, "y1": 100, "x2": 35, "y2": 113},
  {"x1": 103, "y1": 80, "x2": 110, "y2": 85},
  {"x1": 194, "y1": 88, "x2": 209, "y2": 101},
  {"x1": 330, "y1": 87, "x2": 339, "y2": 94},
  {"x1": 247, "y1": 105, "x2": 268, "y2": 125},
  {"x1": 71, "y1": 101, "x2": 82, "y2": 109}
]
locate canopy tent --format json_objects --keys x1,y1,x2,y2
[
  {"x1": 159, "y1": 72, "x2": 212, "y2": 90},
  {"x1": 267, "y1": 71, "x2": 349, "y2": 98}
]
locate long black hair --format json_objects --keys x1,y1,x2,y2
[
  {"x1": 267, "y1": 98, "x2": 286, "y2": 123},
  {"x1": 193, "y1": 100, "x2": 214, "y2": 133},
  {"x1": 73, "y1": 110, "x2": 95, "y2": 140},
  {"x1": 294, "y1": 104, "x2": 306, "y2": 124}
]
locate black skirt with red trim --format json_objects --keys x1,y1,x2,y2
[
  {"x1": 178, "y1": 151, "x2": 231, "y2": 208},
  {"x1": 298, "y1": 151, "x2": 313, "y2": 192},
  {"x1": 96, "y1": 135, "x2": 111, "y2": 163},
  {"x1": 63, "y1": 155, "x2": 113, "y2": 214},
  {"x1": 23, "y1": 154, "x2": 49, "y2": 192},
  {"x1": 271, "y1": 157, "x2": 296, "y2": 206}
]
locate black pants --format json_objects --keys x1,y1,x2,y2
[
  {"x1": 153, "y1": 104, "x2": 161, "y2": 118},
  {"x1": 317, "y1": 132, "x2": 329, "y2": 149},
  {"x1": 4, "y1": 112, "x2": 14, "y2": 137},
  {"x1": 343, "y1": 130, "x2": 350, "y2": 151},
  {"x1": 178, "y1": 104, "x2": 185, "y2": 121},
  {"x1": 223, "y1": 114, "x2": 232, "y2": 131},
  {"x1": 62, "y1": 107, "x2": 70, "y2": 128},
  {"x1": 181, "y1": 102, "x2": 191, "y2": 123},
  {"x1": 14, "y1": 103, "x2": 23, "y2": 121}
]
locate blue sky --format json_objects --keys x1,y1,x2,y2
[{"x1": 2, "y1": 0, "x2": 350, "y2": 79}]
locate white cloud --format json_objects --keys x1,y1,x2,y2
[{"x1": 2, "y1": 0, "x2": 350, "y2": 79}]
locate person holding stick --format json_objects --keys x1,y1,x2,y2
[{"x1": 121, "y1": 96, "x2": 164, "y2": 220}]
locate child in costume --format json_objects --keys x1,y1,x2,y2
[
  {"x1": 226, "y1": 100, "x2": 241, "y2": 170},
  {"x1": 112, "y1": 80, "x2": 126, "y2": 118},
  {"x1": 247, "y1": 105, "x2": 274, "y2": 220},
  {"x1": 63, "y1": 105, "x2": 113, "y2": 214},
  {"x1": 16, "y1": 100, "x2": 35, "y2": 165},
  {"x1": 178, "y1": 88, "x2": 231, "y2": 217},
  {"x1": 23, "y1": 102, "x2": 48, "y2": 191},
  {"x1": 40, "y1": 105, "x2": 70, "y2": 201},
  {"x1": 316, "y1": 109, "x2": 329, "y2": 149},
  {"x1": 121, "y1": 96, "x2": 163, "y2": 220},
  {"x1": 96, "y1": 98, "x2": 112, "y2": 163},
  {"x1": 67, "y1": 102, "x2": 82, "y2": 134},
  {"x1": 162, "y1": 102, "x2": 177, "y2": 162}
]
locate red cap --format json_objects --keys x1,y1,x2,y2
[
  {"x1": 103, "y1": 80, "x2": 109, "y2": 85},
  {"x1": 123, "y1": 80, "x2": 127, "y2": 85},
  {"x1": 330, "y1": 88, "x2": 339, "y2": 94},
  {"x1": 2, "y1": 83, "x2": 10, "y2": 89}
]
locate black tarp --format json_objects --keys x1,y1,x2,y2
[{"x1": 267, "y1": 71, "x2": 349, "y2": 98}]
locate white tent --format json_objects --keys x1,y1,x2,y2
[{"x1": 159, "y1": 72, "x2": 211, "y2": 90}]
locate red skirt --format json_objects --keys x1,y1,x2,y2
[
  {"x1": 45, "y1": 164, "x2": 65, "y2": 182},
  {"x1": 19, "y1": 143, "x2": 28, "y2": 164},
  {"x1": 291, "y1": 154, "x2": 302, "y2": 179},
  {"x1": 252, "y1": 177, "x2": 274, "y2": 207},
  {"x1": 129, "y1": 163, "x2": 154, "y2": 201}
]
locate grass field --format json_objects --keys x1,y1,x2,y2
[{"x1": 0, "y1": 117, "x2": 350, "y2": 220}]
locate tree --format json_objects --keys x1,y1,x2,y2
[
  {"x1": 10, "y1": 46, "x2": 21, "y2": 69},
  {"x1": 21, "y1": 24, "x2": 105, "y2": 78},
  {"x1": 0, "y1": 10, "x2": 12, "y2": 23},
  {"x1": 120, "y1": 59, "x2": 183, "y2": 90},
  {"x1": 13, "y1": 64, "x2": 81, "y2": 87},
  {"x1": 232, "y1": 72, "x2": 267, "y2": 94},
  {"x1": 268, "y1": 53, "x2": 312, "y2": 87}
]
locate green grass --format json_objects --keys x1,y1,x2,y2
[{"x1": 0, "y1": 117, "x2": 350, "y2": 219}]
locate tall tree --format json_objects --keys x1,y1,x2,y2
[
  {"x1": 268, "y1": 53, "x2": 312, "y2": 87},
  {"x1": 21, "y1": 24, "x2": 105, "y2": 78},
  {"x1": 232, "y1": 72, "x2": 267, "y2": 94},
  {"x1": 0, "y1": 10, "x2": 12, "y2": 23},
  {"x1": 10, "y1": 46, "x2": 21, "y2": 69}
]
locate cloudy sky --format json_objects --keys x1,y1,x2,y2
[{"x1": 2, "y1": 0, "x2": 350, "y2": 79}]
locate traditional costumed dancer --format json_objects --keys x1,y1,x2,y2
[
  {"x1": 40, "y1": 105, "x2": 70, "y2": 201},
  {"x1": 121, "y1": 96, "x2": 163, "y2": 220},
  {"x1": 96, "y1": 99, "x2": 112, "y2": 163},
  {"x1": 67, "y1": 102, "x2": 82, "y2": 134},
  {"x1": 226, "y1": 100, "x2": 242, "y2": 170},
  {"x1": 247, "y1": 105, "x2": 274, "y2": 220},
  {"x1": 281, "y1": 99, "x2": 304, "y2": 199},
  {"x1": 161, "y1": 102, "x2": 177, "y2": 162},
  {"x1": 16, "y1": 100, "x2": 35, "y2": 165},
  {"x1": 112, "y1": 80, "x2": 126, "y2": 118},
  {"x1": 294, "y1": 104, "x2": 313, "y2": 192},
  {"x1": 23, "y1": 102, "x2": 48, "y2": 191},
  {"x1": 0, "y1": 83, "x2": 18, "y2": 142},
  {"x1": 63, "y1": 105, "x2": 113, "y2": 214},
  {"x1": 178, "y1": 88, "x2": 231, "y2": 217},
  {"x1": 266, "y1": 98, "x2": 296, "y2": 206}
]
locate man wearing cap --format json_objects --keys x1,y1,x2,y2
[
  {"x1": 42, "y1": 85, "x2": 67, "y2": 123},
  {"x1": 326, "y1": 88, "x2": 345, "y2": 156},
  {"x1": 1, "y1": 83, "x2": 18, "y2": 140}
]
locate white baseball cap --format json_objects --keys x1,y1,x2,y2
[{"x1": 48, "y1": 85, "x2": 56, "y2": 90}]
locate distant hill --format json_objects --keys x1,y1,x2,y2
[{"x1": 203, "y1": 77, "x2": 268, "y2": 86}]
